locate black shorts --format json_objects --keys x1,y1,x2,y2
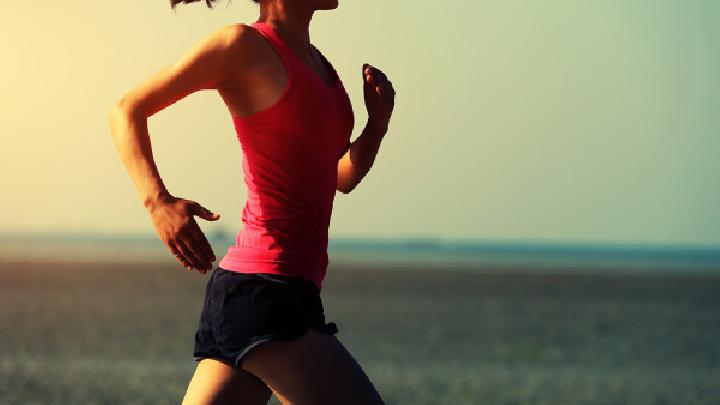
[{"x1": 193, "y1": 266, "x2": 339, "y2": 368}]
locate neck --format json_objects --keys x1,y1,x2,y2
[{"x1": 257, "y1": 1, "x2": 314, "y2": 56}]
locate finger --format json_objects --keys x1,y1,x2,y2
[
  {"x1": 172, "y1": 241, "x2": 196, "y2": 271},
  {"x1": 189, "y1": 201, "x2": 220, "y2": 221},
  {"x1": 191, "y1": 227, "x2": 216, "y2": 263},
  {"x1": 378, "y1": 81, "x2": 389, "y2": 96},
  {"x1": 184, "y1": 224, "x2": 213, "y2": 271},
  {"x1": 375, "y1": 68, "x2": 387, "y2": 84},
  {"x1": 365, "y1": 72, "x2": 374, "y2": 85},
  {"x1": 363, "y1": 64, "x2": 377, "y2": 84},
  {"x1": 187, "y1": 227, "x2": 213, "y2": 270},
  {"x1": 363, "y1": 74, "x2": 375, "y2": 96},
  {"x1": 366, "y1": 75, "x2": 385, "y2": 95},
  {"x1": 169, "y1": 242, "x2": 193, "y2": 271},
  {"x1": 386, "y1": 81, "x2": 396, "y2": 100},
  {"x1": 182, "y1": 233, "x2": 210, "y2": 273},
  {"x1": 366, "y1": 73, "x2": 385, "y2": 88},
  {"x1": 369, "y1": 65, "x2": 387, "y2": 84},
  {"x1": 363, "y1": 63, "x2": 372, "y2": 77},
  {"x1": 187, "y1": 234, "x2": 211, "y2": 271},
  {"x1": 375, "y1": 81, "x2": 390, "y2": 96},
  {"x1": 368, "y1": 67, "x2": 389, "y2": 95},
  {"x1": 176, "y1": 237, "x2": 204, "y2": 272}
]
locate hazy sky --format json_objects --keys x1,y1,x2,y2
[{"x1": 1, "y1": 1, "x2": 718, "y2": 245}]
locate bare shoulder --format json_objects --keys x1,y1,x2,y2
[
  {"x1": 214, "y1": 22, "x2": 254, "y2": 47},
  {"x1": 195, "y1": 22, "x2": 256, "y2": 60},
  {"x1": 206, "y1": 22, "x2": 270, "y2": 74},
  {"x1": 224, "y1": 22, "x2": 271, "y2": 61},
  {"x1": 182, "y1": 22, "x2": 262, "y2": 65},
  {"x1": 111, "y1": 22, "x2": 262, "y2": 118}
]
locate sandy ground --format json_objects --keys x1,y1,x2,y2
[{"x1": 1, "y1": 258, "x2": 719, "y2": 404}]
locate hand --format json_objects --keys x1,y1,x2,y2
[
  {"x1": 362, "y1": 63, "x2": 395, "y2": 133},
  {"x1": 146, "y1": 194, "x2": 220, "y2": 274}
]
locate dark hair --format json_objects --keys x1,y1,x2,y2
[{"x1": 170, "y1": 0, "x2": 258, "y2": 9}]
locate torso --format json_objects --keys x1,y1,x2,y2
[
  {"x1": 217, "y1": 22, "x2": 337, "y2": 120},
  {"x1": 214, "y1": 21, "x2": 355, "y2": 290}
]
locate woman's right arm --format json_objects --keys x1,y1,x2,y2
[{"x1": 107, "y1": 23, "x2": 254, "y2": 273}]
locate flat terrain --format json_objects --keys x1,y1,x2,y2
[{"x1": 1, "y1": 259, "x2": 719, "y2": 404}]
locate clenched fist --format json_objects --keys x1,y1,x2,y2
[{"x1": 362, "y1": 63, "x2": 395, "y2": 133}]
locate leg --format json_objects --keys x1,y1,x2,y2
[
  {"x1": 240, "y1": 329, "x2": 385, "y2": 405},
  {"x1": 182, "y1": 358, "x2": 273, "y2": 405}
]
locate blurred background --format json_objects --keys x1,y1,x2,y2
[{"x1": 1, "y1": 0, "x2": 719, "y2": 404}]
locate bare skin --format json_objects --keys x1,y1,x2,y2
[
  {"x1": 240, "y1": 329, "x2": 385, "y2": 405},
  {"x1": 182, "y1": 358, "x2": 273, "y2": 405},
  {"x1": 108, "y1": 0, "x2": 394, "y2": 403}
]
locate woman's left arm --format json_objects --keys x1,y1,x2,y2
[{"x1": 337, "y1": 63, "x2": 395, "y2": 194}]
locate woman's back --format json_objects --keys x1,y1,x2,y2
[{"x1": 216, "y1": 21, "x2": 355, "y2": 290}]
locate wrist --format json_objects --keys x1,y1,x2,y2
[
  {"x1": 366, "y1": 119, "x2": 388, "y2": 136},
  {"x1": 143, "y1": 189, "x2": 172, "y2": 211}
]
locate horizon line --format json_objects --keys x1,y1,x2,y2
[{"x1": 0, "y1": 229, "x2": 718, "y2": 252}]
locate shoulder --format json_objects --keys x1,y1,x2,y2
[
  {"x1": 178, "y1": 23, "x2": 266, "y2": 82},
  {"x1": 200, "y1": 23, "x2": 270, "y2": 64},
  {"x1": 185, "y1": 23, "x2": 263, "y2": 57},
  {"x1": 194, "y1": 23, "x2": 255, "y2": 53},
  {"x1": 216, "y1": 22, "x2": 256, "y2": 44}
]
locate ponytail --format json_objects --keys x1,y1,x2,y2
[
  {"x1": 170, "y1": 0, "x2": 260, "y2": 9},
  {"x1": 170, "y1": 0, "x2": 217, "y2": 9}
]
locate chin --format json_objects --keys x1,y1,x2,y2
[{"x1": 315, "y1": 0, "x2": 339, "y2": 10}]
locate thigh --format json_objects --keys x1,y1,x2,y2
[
  {"x1": 240, "y1": 329, "x2": 385, "y2": 405},
  {"x1": 182, "y1": 358, "x2": 273, "y2": 405}
]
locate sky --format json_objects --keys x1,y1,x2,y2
[{"x1": 0, "y1": 0, "x2": 718, "y2": 246}]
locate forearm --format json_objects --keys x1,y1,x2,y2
[
  {"x1": 108, "y1": 102, "x2": 170, "y2": 209},
  {"x1": 338, "y1": 120, "x2": 387, "y2": 193}
]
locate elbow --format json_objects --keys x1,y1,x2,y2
[
  {"x1": 108, "y1": 103, "x2": 122, "y2": 125},
  {"x1": 337, "y1": 181, "x2": 356, "y2": 195},
  {"x1": 108, "y1": 98, "x2": 129, "y2": 127},
  {"x1": 108, "y1": 98, "x2": 147, "y2": 141},
  {"x1": 108, "y1": 96, "x2": 142, "y2": 126},
  {"x1": 108, "y1": 103, "x2": 124, "y2": 136},
  {"x1": 110, "y1": 95, "x2": 130, "y2": 114},
  {"x1": 336, "y1": 165, "x2": 358, "y2": 194}
]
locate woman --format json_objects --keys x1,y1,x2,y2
[{"x1": 108, "y1": 0, "x2": 395, "y2": 403}]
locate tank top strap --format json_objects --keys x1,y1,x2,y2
[
  {"x1": 248, "y1": 21, "x2": 303, "y2": 73},
  {"x1": 249, "y1": 21, "x2": 342, "y2": 91}
]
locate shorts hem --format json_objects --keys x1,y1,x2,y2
[{"x1": 193, "y1": 322, "x2": 339, "y2": 368}]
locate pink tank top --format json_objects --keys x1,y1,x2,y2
[{"x1": 217, "y1": 21, "x2": 355, "y2": 290}]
